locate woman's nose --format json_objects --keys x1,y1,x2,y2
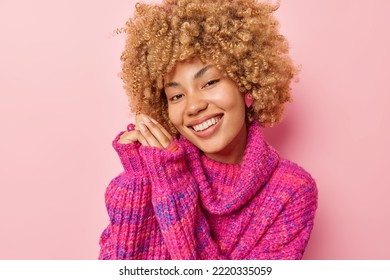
[{"x1": 185, "y1": 93, "x2": 208, "y2": 116}]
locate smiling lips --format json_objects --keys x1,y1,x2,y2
[{"x1": 191, "y1": 115, "x2": 222, "y2": 132}]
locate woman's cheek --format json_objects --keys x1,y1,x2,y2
[
  {"x1": 168, "y1": 104, "x2": 182, "y2": 127},
  {"x1": 208, "y1": 90, "x2": 236, "y2": 109}
]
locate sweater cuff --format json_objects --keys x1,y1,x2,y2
[
  {"x1": 112, "y1": 131, "x2": 145, "y2": 174},
  {"x1": 138, "y1": 139, "x2": 191, "y2": 196}
]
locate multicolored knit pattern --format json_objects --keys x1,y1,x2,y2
[{"x1": 99, "y1": 121, "x2": 318, "y2": 260}]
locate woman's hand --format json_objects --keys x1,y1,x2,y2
[{"x1": 118, "y1": 115, "x2": 173, "y2": 149}]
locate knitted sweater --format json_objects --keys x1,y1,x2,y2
[{"x1": 99, "y1": 121, "x2": 318, "y2": 260}]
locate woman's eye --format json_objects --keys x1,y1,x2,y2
[
  {"x1": 203, "y1": 79, "x2": 220, "y2": 88},
  {"x1": 170, "y1": 94, "x2": 183, "y2": 102}
]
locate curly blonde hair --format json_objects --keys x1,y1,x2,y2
[{"x1": 120, "y1": 0, "x2": 297, "y2": 134}]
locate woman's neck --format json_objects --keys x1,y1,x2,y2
[{"x1": 203, "y1": 122, "x2": 248, "y2": 164}]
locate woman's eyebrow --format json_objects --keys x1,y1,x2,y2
[
  {"x1": 165, "y1": 81, "x2": 180, "y2": 88},
  {"x1": 164, "y1": 65, "x2": 214, "y2": 88},
  {"x1": 194, "y1": 65, "x2": 213, "y2": 80}
]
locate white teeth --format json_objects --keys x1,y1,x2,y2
[{"x1": 192, "y1": 116, "x2": 221, "y2": 132}]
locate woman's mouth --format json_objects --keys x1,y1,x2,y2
[{"x1": 191, "y1": 115, "x2": 222, "y2": 132}]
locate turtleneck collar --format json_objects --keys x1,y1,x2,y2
[{"x1": 179, "y1": 121, "x2": 280, "y2": 215}]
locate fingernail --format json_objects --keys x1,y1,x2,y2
[
  {"x1": 150, "y1": 118, "x2": 158, "y2": 124},
  {"x1": 142, "y1": 116, "x2": 151, "y2": 123}
]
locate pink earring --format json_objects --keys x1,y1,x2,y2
[{"x1": 245, "y1": 93, "x2": 253, "y2": 108}]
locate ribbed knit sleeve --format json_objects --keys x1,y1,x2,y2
[
  {"x1": 111, "y1": 131, "x2": 144, "y2": 174},
  {"x1": 139, "y1": 141, "x2": 225, "y2": 260},
  {"x1": 98, "y1": 132, "x2": 169, "y2": 259}
]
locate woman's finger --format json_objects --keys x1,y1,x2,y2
[
  {"x1": 139, "y1": 116, "x2": 173, "y2": 148},
  {"x1": 118, "y1": 130, "x2": 149, "y2": 146},
  {"x1": 138, "y1": 123, "x2": 164, "y2": 148},
  {"x1": 149, "y1": 117, "x2": 173, "y2": 142}
]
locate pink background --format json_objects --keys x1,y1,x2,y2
[{"x1": 0, "y1": 0, "x2": 389, "y2": 259}]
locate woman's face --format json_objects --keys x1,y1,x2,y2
[{"x1": 164, "y1": 59, "x2": 247, "y2": 164}]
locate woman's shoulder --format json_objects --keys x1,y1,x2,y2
[{"x1": 268, "y1": 157, "x2": 317, "y2": 198}]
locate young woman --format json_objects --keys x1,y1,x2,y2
[{"x1": 99, "y1": 0, "x2": 318, "y2": 260}]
